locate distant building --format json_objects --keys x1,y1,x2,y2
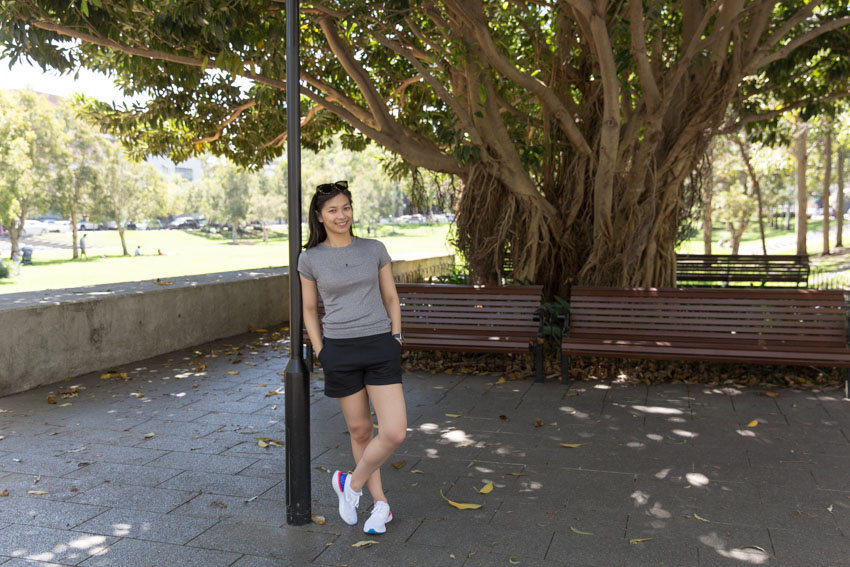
[{"x1": 146, "y1": 155, "x2": 204, "y2": 182}]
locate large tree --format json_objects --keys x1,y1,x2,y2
[{"x1": 3, "y1": 1, "x2": 850, "y2": 291}]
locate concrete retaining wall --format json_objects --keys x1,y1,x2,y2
[
  {"x1": 0, "y1": 254, "x2": 455, "y2": 397},
  {"x1": 0, "y1": 268, "x2": 290, "y2": 397}
]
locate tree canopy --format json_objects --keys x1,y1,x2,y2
[{"x1": 3, "y1": 1, "x2": 849, "y2": 291}]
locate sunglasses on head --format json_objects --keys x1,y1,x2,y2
[{"x1": 316, "y1": 180, "x2": 349, "y2": 194}]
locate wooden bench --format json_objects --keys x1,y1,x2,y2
[
  {"x1": 560, "y1": 287, "x2": 850, "y2": 396},
  {"x1": 676, "y1": 254, "x2": 809, "y2": 287},
  {"x1": 305, "y1": 283, "x2": 546, "y2": 381}
]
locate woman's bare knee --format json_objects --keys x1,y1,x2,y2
[
  {"x1": 348, "y1": 421, "x2": 374, "y2": 444},
  {"x1": 380, "y1": 426, "x2": 406, "y2": 449}
]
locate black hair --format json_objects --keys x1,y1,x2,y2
[{"x1": 305, "y1": 183, "x2": 354, "y2": 249}]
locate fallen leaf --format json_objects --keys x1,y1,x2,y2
[
  {"x1": 494, "y1": 377, "x2": 507, "y2": 385},
  {"x1": 257, "y1": 439, "x2": 269, "y2": 448},
  {"x1": 132, "y1": 393, "x2": 144, "y2": 398},
  {"x1": 694, "y1": 513, "x2": 710, "y2": 522},
  {"x1": 59, "y1": 403, "x2": 72, "y2": 407},
  {"x1": 746, "y1": 420, "x2": 759, "y2": 428},
  {"x1": 228, "y1": 371, "x2": 240, "y2": 375},
  {"x1": 509, "y1": 557, "x2": 520, "y2": 564},
  {"x1": 252, "y1": 328, "x2": 269, "y2": 333},
  {"x1": 392, "y1": 461, "x2": 406, "y2": 469},
  {"x1": 763, "y1": 392, "x2": 779, "y2": 398},
  {"x1": 630, "y1": 538, "x2": 654, "y2": 544},
  {"x1": 440, "y1": 489, "x2": 483, "y2": 510},
  {"x1": 0, "y1": 489, "x2": 8, "y2": 497},
  {"x1": 352, "y1": 540, "x2": 379, "y2": 548},
  {"x1": 70, "y1": 486, "x2": 79, "y2": 493},
  {"x1": 265, "y1": 388, "x2": 283, "y2": 397},
  {"x1": 155, "y1": 279, "x2": 173, "y2": 286},
  {"x1": 143, "y1": 433, "x2": 155, "y2": 439},
  {"x1": 477, "y1": 482, "x2": 494, "y2": 494},
  {"x1": 311, "y1": 514, "x2": 326, "y2": 525},
  {"x1": 46, "y1": 395, "x2": 57, "y2": 404},
  {"x1": 33, "y1": 475, "x2": 40, "y2": 484},
  {"x1": 445, "y1": 413, "x2": 461, "y2": 418},
  {"x1": 27, "y1": 490, "x2": 48, "y2": 495},
  {"x1": 210, "y1": 500, "x2": 227, "y2": 509},
  {"x1": 410, "y1": 469, "x2": 425, "y2": 474},
  {"x1": 570, "y1": 526, "x2": 593, "y2": 535},
  {"x1": 560, "y1": 443, "x2": 583, "y2": 448},
  {"x1": 534, "y1": 419, "x2": 544, "y2": 428},
  {"x1": 499, "y1": 415, "x2": 509, "y2": 421},
  {"x1": 244, "y1": 495, "x2": 258, "y2": 503},
  {"x1": 0, "y1": 436, "x2": 4, "y2": 441}
]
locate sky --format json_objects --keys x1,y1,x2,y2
[{"x1": 0, "y1": 57, "x2": 139, "y2": 105}]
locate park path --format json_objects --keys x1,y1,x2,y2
[{"x1": 0, "y1": 330, "x2": 848, "y2": 565}]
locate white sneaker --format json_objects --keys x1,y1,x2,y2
[
  {"x1": 332, "y1": 470, "x2": 361, "y2": 526},
  {"x1": 363, "y1": 501, "x2": 392, "y2": 534}
]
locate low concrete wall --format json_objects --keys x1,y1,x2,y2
[
  {"x1": 0, "y1": 268, "x2": 290, "y2": 397},
  {"x1": 0, "y1": 254, "x2": 456, "y2": 397}
]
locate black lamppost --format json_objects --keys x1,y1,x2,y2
[{"x1": 284, "y1": 0, "x2": 311, "y2": 526}]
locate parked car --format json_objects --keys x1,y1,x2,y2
[
  {"x1": 22, "y1": 219, "x2": 49, "y2": 236},
  {"x1": 78, "y1": 220, "x2": 98, "y2": 231},
  {"x1": 43, "y1": 219, "x2": 72, "y2": 233},
  {"x1": 170, "y1": 216, "x2": 200, "y2": 230}
]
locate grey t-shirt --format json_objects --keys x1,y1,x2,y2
[{"x1": 297, "y1": 237, "x2": 392, "y2": 339}]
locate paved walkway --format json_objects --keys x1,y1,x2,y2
[{"x1": 0, "y1": 333, "x2": 848, "y2": 566}]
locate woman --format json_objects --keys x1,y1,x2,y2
[{"x1": 298, "y1": 180, "x2": 407, "y2": 534}]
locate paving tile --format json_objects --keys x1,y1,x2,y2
[
  {"x1": 169, "y1": 493, "x2": 288, "y2": 526},
  {"x1": 63, "y1": 462, "x2": 182, "y2": 488},
  {"x1": 69, "y1": 483, "x2": 196, "y2": 514},
  {"x1": 146, "y1": 451, "x2": 258, "y2": 475},
  {"x1": 229, "y1": 555, "x2": 302, "y2": 567},
  {"x1": 190, "y1": 412, "x2": 283, "y2": 431},
  {"x1": 0, "y1": 497, "x2": 107, "y2": 531},
  {"x1": 57, "y1": 444, "x2": 169, "y2": 468},
  {"x1": 0, "y1": 524, "x2": 116, "y2": 566},
  {"x1": 408, "y1": 517, "x2": 554, "y2": 559},
  {"x1": 186, "y1": 521, "x2": 335, "y2": 562},
  {"x1": 0, "y1": 474, "x2": 101, "y2": 503},
  {"x1": 73, "y1": 508, "x2": 217, "y2": 545},
  {"x1": 156, "y1": 470, "x2": 278, "y2": 498},
  {"x1": 0, "y1": 558, "x2": 65, "y2": 566},
  {"x1": 78, "y1": 537, "x2": 241, "y2": 567},
  {"x1": 769, "y1": 528, "x2": 850, "y2": 566}
]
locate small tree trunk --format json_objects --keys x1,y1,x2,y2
[
  {"x1": 702, "y1": 167, "x2": 713, "y2": 254},
  {"x1": 118, "y1": 225, "x2": 128, "y2": 256},
  {"x1": 822, "y1": 126, "x2": 833, "y2": 255},
  {"x1": 838, "y1": 149, "x2": 845, "y2": 248},
  {"x1": 70, "y1": 207, "x2": 79, "y2": 259},
  {"x1": 231, "y1": 224, "x2": 238, "y2": 244},
  {"x1": 736, "y1": 137, "x2": 767, "y2": 255},
  {"x1": 728, "y1": 221, "x2": 748, "y2": 256},
  {"x1": 262, "y1": 222, "x2": 269, "y2": 243},
  {"x1": 795, "y1": 121, "x2": 808, "y2": 256}
]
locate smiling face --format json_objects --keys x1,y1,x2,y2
[{"x1": 317, "y1": 192, "x2": 353, "y2": 236}]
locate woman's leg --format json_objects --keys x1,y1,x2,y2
[
  {"x1": 337, "y1": 389, "x2": 387, "y2": 501},
  {"x1": 348, "y1": 383, "x2": 407, "y2": 493}
]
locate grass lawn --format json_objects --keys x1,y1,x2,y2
[
  {"x1": 0, "y1": 223, "x2": 454, "y2": 294},
  {"x1": 677, "y1": 218, "x2": 850, "y2": 258}
]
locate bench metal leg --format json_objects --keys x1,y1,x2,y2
[
  {"x1": 534, "y1": 343, "x2": 543, "y2": 383},
  {"x1": 561, "y1": 354, "x2": 571, "y2": 385}
]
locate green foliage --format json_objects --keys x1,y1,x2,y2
[{"x1": 0, "y1": 259, "x2": 10, "y2": 279}]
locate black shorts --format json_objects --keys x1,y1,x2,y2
[{"x1": 319, "y1": 332, "x2": 403, "y2": 398}]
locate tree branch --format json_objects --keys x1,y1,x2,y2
[
  {"x1": 721, "y1": 89, "x2": 850, "y2": 133},
  {"x1": 192, "y1": 101, "x2": 257, "y2": 144},
  {"x1": 458, "y1": 1, "x2": 593, "y2": 157},
  {"x1": 259, "y1": 104, "x2": 323, "y2": 149},
  {"x1": 749, "y1": 15, "x2": 850, "y2": 73},
  {"x1": 628, "y1": 0, "x2": 661, "y2": 113},
  {"x1": 316, "y1": 15, "x2": 395, "y2": 133}
]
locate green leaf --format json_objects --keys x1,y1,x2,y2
[{"x1": 81, "y1": 0, "x2": 89, "y2": 17}]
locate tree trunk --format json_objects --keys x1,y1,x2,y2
[
  {"x1": 231, "y1": 224, "x2": 237, "y2": 244},
  {"x1": 822, "y1": 126, "x2": 832, "y2": 255},
  {"x1": 118, "y1": 225, "x2": 128, "y2": 256},
  {"x1": 736, "y1": 137, "x2": 767, "y2": 255},
  {"x1": 262, "y1": 223, "x2": 268, "y2": 243},
  {"x1": 728, "y1": 221, "x2": 748, "y2": 256},
  {"x1": 795, "y1": 121, "x2": 808, "y2": 256},
  {"x1": 702, "y1": 162, "x2": 714, "y2": 255},
  {"x1": 838, "y1": 149, "x2": 845, "y2": 248},
  {"x1": 70, "y1": 207, "x2": 79, "y2": 259}
]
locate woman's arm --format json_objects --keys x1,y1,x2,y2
[
  {"x1": 300, "y1": 275, "x2": 324, "y2": 354},
  {"x1": 378, "y1": 264, "x2": 402, "y2": 339}
]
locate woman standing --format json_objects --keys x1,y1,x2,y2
[{"x1": 298, "y1": 180, "x2": 407, "y2": 534}]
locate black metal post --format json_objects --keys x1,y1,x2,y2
[{"x1": 284, "y1": 0, "x2": 311, "y2": 526}]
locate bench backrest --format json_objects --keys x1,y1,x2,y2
[
  {"x1": 567, "y1": 287, "x2": 848, "y2": 347},
  {"x1": 397, "y1": 283, "x2": 542, "y2": 337},
  {"x1": 676, "y1": 254, "x2": 809, "y2": 286}
]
